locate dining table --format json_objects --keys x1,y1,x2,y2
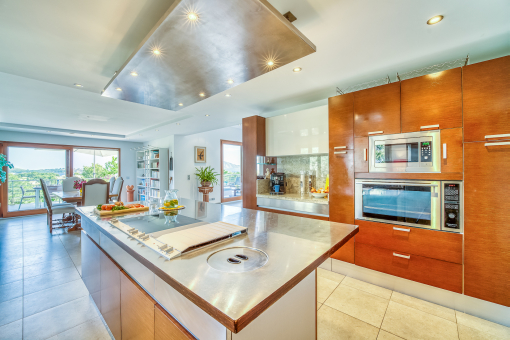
[{"x1": 52, "y1": 190, "x2": 83, "y2": 205}]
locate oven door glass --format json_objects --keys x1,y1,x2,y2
[{"x1": 361, "y1": 184, "x2": 432, "y2": 226}]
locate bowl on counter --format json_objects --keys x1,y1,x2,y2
[{"x1": 311, "y1": 193, "x2": 328, "y2": 198}]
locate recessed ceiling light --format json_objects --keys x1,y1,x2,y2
[
  {"x1": 293, "y1": 67, "x2": 302, "y2": 72},
  {"x1": 267, "y1": 61, "x2": 274, "y2": 66},
  {"x1": 130, "y1": 71, "x2": 138, "y2": 76},
  {"x1": 205, "y1": 114, "x2": 210, "y2": 116},
  {"x1": 176, "y1": 123, "x2": 180, "y2": 125},
  {"x1": 187, "y1": 12, "x2": 199, "y2": 21},
  {"x1": 47, "y1": 130, "x2": 51, "y2": 132},
  {"x1": 199, "y1": 92, "x2": 205, "y2": 97},
  {"x1": 225, "y1": 93, "x2": 231, "y2": 97},
  {"x1": 178, "y1": 103, "x2": 184, "y2": 106},
  {"x1": 152, "y1": 49, "x2": 161, "y2": 55},
  {"x1": 116, "y1": 88, "x2": 122, "y2": 91},
  {"x1": 155, "y1": 129, "x2": 159, "y2": 131},
  {"x1": 74, "y1": 83, "x2": 83, "y2": 87},
  {"x1": 427, "y1": 15, "x2": 444, "y2": 25},
  {"x1": 227, "y1": 79, "x2": 234, "y2": 84},
  {"x1": 139, "y1": 134, "x2": 143, "y2": 136}
]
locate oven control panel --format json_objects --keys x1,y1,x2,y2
[
  {"x1": 443, "y1": 182, "x2": 461, "y2": 232},
  {"x1": 420, "y1": 141, "x2": 433, "y2": 162}
]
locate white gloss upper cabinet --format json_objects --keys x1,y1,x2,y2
[{"x1": 266, "y1": 105, "x2": 329, "y2": 156}]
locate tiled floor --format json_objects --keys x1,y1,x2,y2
[
  {"x1": 221, "y1": 200, "x2": 242, "y2": 208},
  {"x1": 0, "y1": 214, "x2": 111, "y2": 340},
  {"x1": 316, "y1": 268, "x2": 510, "y2": 340}
]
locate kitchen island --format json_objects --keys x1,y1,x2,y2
[
  {"x1": 256, "y1": 193, "x2": 329, "y2": 217},
  {"x1": 77, "y1": 198, "x2": 357, "y2": 339}
]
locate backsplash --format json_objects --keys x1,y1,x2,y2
[{"x1": 276, "y1": 154, "x2": 329, "y2": 194}]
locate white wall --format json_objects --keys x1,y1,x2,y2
[
  {"x1": 145, "y1": 126, "x2": 242, "y2": 203},
  {"x1": 0, "y1": 130, "x2": 143, "y2": 202}
]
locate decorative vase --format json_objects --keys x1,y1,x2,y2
[
  {"x1": 201, "y1": 181, "x2": 211, "y2": 187},
  {"x1": 164, "y1": 211, "x2": 178, "y2": 224},
  {"x1": 163, "y1": 189, "x2": 179, "y2": 208}
]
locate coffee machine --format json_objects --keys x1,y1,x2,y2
[{"x1": 270, "y1": 173, "x2": 285, "y2": 195}]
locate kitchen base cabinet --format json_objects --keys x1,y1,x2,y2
[
  {"x1": 121, "y1": 272, "x2": 155, "y2": 340},
  {"x1": 330, "y1": 237, "x2": 355, "y2": 263},
  {"x1": 355, "y1": 243, "x2": 462, "y2": 293},
  {"x1": 155, "y1": 305, "x2": 195, "y2": 340},
  {"x1": 100, "y1": 251, "x2": 122, "y2": 340},
  {"x1": 82, "y1": 231, "x2": 101, "y2": 311},
  {"x1": 464, "y1": 141, "x2": 510, "y2": 307}
]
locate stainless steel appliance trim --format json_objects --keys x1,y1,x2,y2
[
  {"x1": 441, "y1": 181, "x2": 464, "y2": 233},
  {"x1": 484, "y1": 142, "x2": 510, "y2": 146},
  {"x1": 393, "y1": 227, "x2": 411, "y2": 232},
  {"x1": 368, "y1": 131, "x2": 384, "y2": 135},
  {"x1": 356, "y1": 181, "x2": 438, "y2": 187},
  {"x1": 443, "y1": 143, "x2": 447, "y2": 159},
  {"x1": 485, "y1": 133, "x2": 510, "y2": 139},
  {"x1": 334, "y1": 146, "x2": 347, "y2": 149},
  {"x1": 420, "y1": 124, "x2": 440, "y2": 130},
  {"x1": 334, "y1": 151, "x2": 347, "y2": 154},
  {"x1": 393, "y1": 252, "x2": 411, "y2": 259},
  {"x1": 364, "y1": 149, "x2": 368, "y2": 161}
]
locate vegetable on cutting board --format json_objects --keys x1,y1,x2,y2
[{"x1": 96, "y1": 202, "x2": 145, "y2": 211}]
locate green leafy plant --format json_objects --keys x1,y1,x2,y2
[
  {"x1": 0, "y1": 154, "x2": 14, "y2": 185},
  {"x1": 194, "y1": 166, "x2": 220, "y2": 185}
]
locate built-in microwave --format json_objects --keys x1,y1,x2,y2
[
  {"x1": 369, "y1": 131, "x2": 441, "y2": 173},
  {"x1": 355, "y1": 179, "x2": 463, "y2": 233}
]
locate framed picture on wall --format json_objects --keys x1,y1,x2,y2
[{"x1": 195, "y1": 146, "x2": 206, "y2": 163}]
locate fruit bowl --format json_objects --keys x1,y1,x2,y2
[{"x1": 311, "y1": 193, "x2": 328, "y2": 198}]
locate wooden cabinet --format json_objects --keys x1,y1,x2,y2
[
  {"x1": 354, "y1": 220, "x2": 463, "y2": 264},
  {"x1": 100, "y1": 251, "x2": 122, "y2": 340},
  {"x1": 401, "y1": 68, "x2": 462, "y2": 132},
  {"x1": 354, "y1": 137, "x2": 369, "y2": 173},
  {"x1": 121, "y1": 272, "x2": 155, "y2": 340},
  {"x1": 353, "y1": 82, "x2": 401, "y2": 137},
  {"x1": 440, "y1": 128, "x2": 463, "y2": 174},
  {"x1": 329, "y1": 149, "x2": 354, "y2": 224},
  {"x1": 329, "y1": 93, "x2": 354, "y2": 150},
  {"x1": 355, "y1": 243, "x2": 462, "y2": 293},
  {"x1": 155, "y1": 305, "x2": 194, "y2": 340},
  {"x1": 463, "y1": 56, "x2": 510, "y2": 142},
  {"x1": 330, "y1": 237, "x2": 354, "y2": 263},
  {"x1": 464, "y1": 141, "x2": 510, "y2": 307},
  {"x1": 242, "y1": 115, "x2": 266, "y2": 209}
]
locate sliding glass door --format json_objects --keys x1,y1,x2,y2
[{"x1": 221, "y1": 140, "x2": 242, "y2": 203}]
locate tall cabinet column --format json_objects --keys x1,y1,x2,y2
[{"x1": 242, "y1": 116, "x2": 266, "y2": 210}]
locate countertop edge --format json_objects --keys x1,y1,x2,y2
[{"x1": 78, "y1": 211, "x2": 358, "y2": 334}]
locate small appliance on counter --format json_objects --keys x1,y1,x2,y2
[{"x1": 270, "y1": 173, "x2": 285, "y2": 195}]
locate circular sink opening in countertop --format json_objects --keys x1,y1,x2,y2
[{"x1": 207, "y1": 247, "x2": 268, "y2": 273}]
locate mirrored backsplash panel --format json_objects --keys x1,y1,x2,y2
[{"x1": 276, "y1": 154, "x2": 329, "y2": 194}]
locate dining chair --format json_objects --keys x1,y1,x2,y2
[
  {"x1": 40, "y1": 179, "x2": 76, "y2": 233},
  {"x1": 82, "y1": 179, "x2": 110, "y2": 206},
  {"x1": 109, "y1": 177, "x2": 116, "y2": 194},
  {"x1": 18, "y1": 185, "x2": 36, "y2": 210},
  {"x1": 109, "y1": 177, "x2": 124, "y2": 202},
  {"x1": 62, "y1": 176, "x2": 81, "y2": 192}
]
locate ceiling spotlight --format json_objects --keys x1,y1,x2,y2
[
  {"x1": 116, "y1": 88, "x2": 122, "y2": 91},
  {"x1": 199, "y1": 92, "x2": 205, "y2": 97},
  {"x1": 139, "y1": 134, "x2": 143, "y2": 136},
  {"x1": 227, "y1": 79, "x2": 234, "y2": 84},
  {"x1": 178, "y1": 103, "x2": 184, "y2": 106},
  {"x1": 267, "y1": 60, "x2": 274, "y2": 66},
  {"x1": 187, "y1": 12, "x2": 199, "y2": 21},
  {"x1": 293, "y1": 67, "x2": 302, "y2": 72},
  {"x1": 152, "y1": 49, "x2": 161, "y2": 55},
  {"x1": 176, "y1": 123, "x2": 180, "y2": 125},
  {"x1": 155, "y1": 129, "x2": 159, "y2": 131},
  {"x1": 130, "y1": 71, "x2": 138, "y2": 76},
  {"x1": 47, "y1": 130, "x2": 51, "y2": 132},
  {"x1": 427, "y1": 15, "x2": 444, "y2": 25},
  {"x1": 74, "y1": 83, "x2": 83, "y2": 87},
  {"x1": 205, "y1": 114, "x2": 210, "y2": 116},
  {"x1": 225, "y1": 93, "x2": 231, "y2": 97}
]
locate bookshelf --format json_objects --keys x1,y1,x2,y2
[{"x1": 135, "y1": 148, "x2": 169, "y2": 201}]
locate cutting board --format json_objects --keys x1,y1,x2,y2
[{"x1": 94, "y1": 206, "x2": 149, "y2": 216}]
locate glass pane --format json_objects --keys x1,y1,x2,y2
[
  {"x1": 73, "y1": 148, "x2": 119, "y2": 181},
  {"x1": 7, "y1": 147, "x2": 66, "y2": 212},
  {"x1": 223, "y1": 144, "x2": 242, "y2": 199},
  {"x1": 362, "y1": 184, "x2": 431, "y2": 226},
  {"x1": 375, "y1": 143, "x2": 419, "y2": 164}
]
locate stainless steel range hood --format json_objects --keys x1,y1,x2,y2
[{"x1": 101, "y1": 0, "x2": 316, "y2": 111}]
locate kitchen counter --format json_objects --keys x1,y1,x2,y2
[
  {"x1": 256, "y1": 193, "x2": 330, "y2": 217},
  {"x1": 77, "y1": 198, "x2": 356, "y2": 338},
  {"x1": 256, "y1": 192, "x2": 329, "y2": 205}
]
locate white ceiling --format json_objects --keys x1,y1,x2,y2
[{"x1": 0, "y1": 0, "x2": 509, "y2": 141}]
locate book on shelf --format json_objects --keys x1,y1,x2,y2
[{"x1": 151, "y1": 171, "x2": 160, "y2": 178}]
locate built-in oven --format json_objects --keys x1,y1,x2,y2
[
  {"x1": 369, "y1": 131, "x2": 441, "y2": 173},
  {"x1": 355, "y1": 179, "x2": 463, "y2": 233}
]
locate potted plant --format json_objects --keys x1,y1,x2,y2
[
  {"x1": 194, "y1": 166, "x2": 219, "y2": 187},
  {"x1": 0, "y1": 154, "x2": 13, "y2": 186}
]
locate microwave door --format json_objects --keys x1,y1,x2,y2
[{"x1": 373, "y1": 138, "x2": 420, "y2": 172}]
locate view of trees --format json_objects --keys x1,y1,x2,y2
[{"x1": 75, "y1": 156, "x2": 119, "y2": 179}]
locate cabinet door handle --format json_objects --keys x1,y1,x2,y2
[
  {"x1": 420, "y1": 124, "x2": 439, "y2": 130},
  {"x1": 485, "y1": 134, "x2": 510, "y2": 140},
  {"x1": 364, "y1": 149, "x2": 368, "y2": 161},
  {"x1": 334, "y1": 146, "x2": 347, "y2": 149},
  {"x1": 368, "y1": 131, "x2": 384, "y2": 135},
  {"x1": 443, "y1": 143, "x2": 447, "y2": 159},
  {"x1": 485, "y1": 141, "x2": 510, "y2": 147},
  {"x1": 334, "y1": 151, "x2": 347, "y2": 154},
  {"x1": 393, "y1": 227, "x2": 410, "y2": 232},
  {"x1": 393, "y1": 252, "x2": 410, "y2": 259}
]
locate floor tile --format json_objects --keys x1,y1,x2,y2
[
  {"x1": 391, "y1": 291, "x2": 456, "y2": 322},
  {"x1": 24, "y1": 266, "x2": 80, "y2": 295},
  {"x1": 377, "y1": 330, "x2": 403, "y2": 340},
  {"x1": 23, "y1": 256, "x2": 75, "y2": 279},
  {"x1": 0, "y1": 267, "x2": 23, "y2": 286},
  {"x1": 318, "y1": 305, "x2": 379, "y2": 340},
  {"x1": 0, "y1": 297, "x2": 23, "y2": 327},
  {"x1": 0, "y1": 280, "x2": 23, "y2": 303},
  {"x1": 317, "y1": 268, "x2": 346, "y2": 283},
  {"x1": 0, "y1": 256, "x2": 23, "y2": 272},
  {"x1": 23, "y1": 242, "x2": 66, "y2": 257},
  {"x1": 341, "y1": 277, "x2": 392, "y2": 300},
  {"x1": 0, "y1": 319, "x2": 22, "y2": 340},
  {"x1": 23, "y1": 279, "x2": 89, "y2": 317},
  {"x1": 70, "y1": 253, "x2": 81, "y2": 267},
  {"x1": 46, "y1": 317, "x2": 111, "y2": 340},
  {"x1": 23, "y1": 249, "x2": 69, "y2": 267},
  {"x1": 456, "y1": 311, "x2": 510, "y2": 340},
  {"x1": 23, "y1": 296, "x2": 100, "y2": 340},
  {"x1": 318, "y1": 302, "x2": 322, "y2": 310},
  {"x1": 325, "y1": 285, "x2": 389, "y2": 327},
  {"x1": 317, "y1": 276, "x2": 339, "y2": 303},
  {"x1": 381, "y1": 301, "x2": 458, "y2": 340}
]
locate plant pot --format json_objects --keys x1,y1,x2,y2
[{"x1": 201, "y1": 181, "x2": 212, "y2": 187}]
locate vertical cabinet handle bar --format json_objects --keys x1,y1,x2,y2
[
  {"x1": 334, "y1": 151, "x2": 347, "y2": 154},
  {"x1": 443, "y1": 143, "x2": 447, "y2": 159},
  {"x1": 485, "y1": 134, "x2": 510, "y2": 140},
  {"x1": 393, "y1": 252, "x2": 411, "y2": 259},
  {"x1": 334, "y1": 146, "x2": 347, "y2": 149},
  {"x1": 393, "y1": 227, "x2": 411, "y2": 232},
  {"x1": 484, "y1": 142, "x2": 510, "y2": 147},
  {"x1": 368, "y1": 131, "x2": 384, "y2": 135},
  {"x1": 420, "y1": 124, "x2": 440, "y2": 130},
  {"x1": 364, "y1": 149, "x2": 368, "y2": 161}
]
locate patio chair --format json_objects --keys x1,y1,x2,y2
[
  {"x1": 109, "y1": 177, "x2": 124, "y2": 203},
  {"x1": 18, "y1": 186, "x2": 36, "y2": 210},
  {"x1": 40, "y1": 179, "x2": 76, "y2": 233},
  {"x1": 82, "y1": 179, "x2": 110, "y2": 206}
]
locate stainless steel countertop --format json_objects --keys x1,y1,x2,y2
[
  {"x1": 256, "y1": 193, "x2": 329, "y2": 205},
  {"x1": 77, "y1": 199, "x2": 356, "y2": 331}
]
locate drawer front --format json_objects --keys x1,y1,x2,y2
[
  {"x1": 355, "y1": 243, "x2": 462, "y2": 293},
  {"x1": 355, "y1": 220, "x2": 463, "y2": 264}
]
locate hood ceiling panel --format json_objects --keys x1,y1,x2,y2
[{"x1": 102, "y1": 0, "x2": 316, "y2": 111}]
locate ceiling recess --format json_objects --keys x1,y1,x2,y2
[{"x1": 101, "y1": 0, "x2": 315, "y2": 111}]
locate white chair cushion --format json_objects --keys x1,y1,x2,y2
[
  {"x1": 52, "y1": 204, "x2": 76, "y2": 214},
  {"x1": 109, "y1": 177, "x2": 116, "y2": 194},
  {"x1": 112, "y1": 177, "x2": 123, "y2": 196},
  {"x1": 83, "y1": 183, "x2": 108, "y2": 206}
]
